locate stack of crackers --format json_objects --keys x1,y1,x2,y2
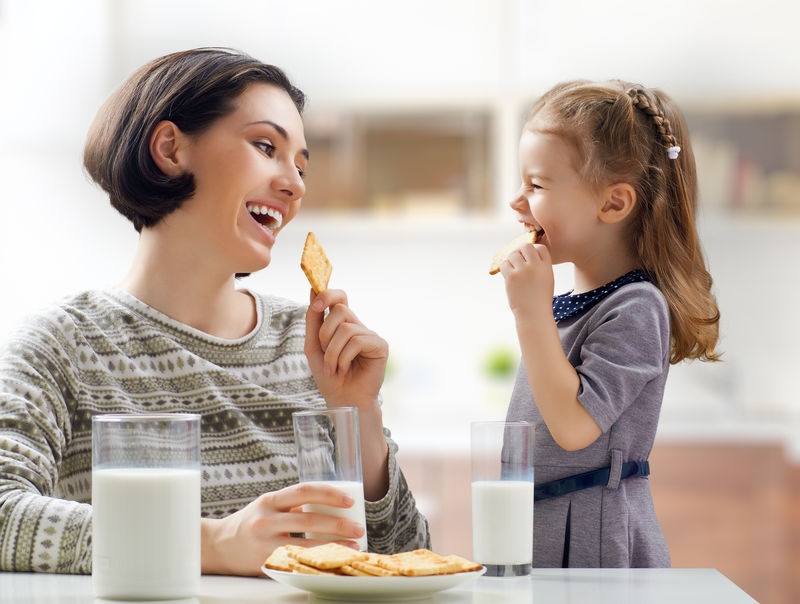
[{"x1": 264, "y1": 543, "x2": 482, "y2": 577}]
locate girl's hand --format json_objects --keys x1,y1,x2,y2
[
  {"x1": 201, "y1": 482, "x2": 365, "y2": 576},
  {"x1": 499, "y1": 242, "x2": 554, "y2": 324},
  {"x1": 304, "y1": 288, "x2": 388, "y2": 409}
]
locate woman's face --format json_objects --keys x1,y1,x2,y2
[
  {"x1": 508, "y1": 127, "x2": 601, "y2": 266},
  {"x1": 174, "y1": 83, "x2": 308, "y2": 274}
]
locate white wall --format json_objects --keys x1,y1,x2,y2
[{"x1": 1, "y1": 0, "x2": 799, "y2": 445}]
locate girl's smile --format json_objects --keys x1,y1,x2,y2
[{"x1": 509, "y1": 128, "x2": 602, "y2": 267}]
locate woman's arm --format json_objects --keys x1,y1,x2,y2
[
  {"x1": 303, "y1": 288, "x2": 391, "y2": 500},
  {"x1": 303, "y1": 289, "x2": 430, "y2": 551},
  {"x1": 0, "y1": 319, "x2": 92, "y2": 573}
]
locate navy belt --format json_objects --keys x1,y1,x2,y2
[{"x1": 534, "y1": 460, "x2": 650, "y2": 502}]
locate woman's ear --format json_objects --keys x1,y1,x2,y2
[
  {"x1": 149, "y1": 120, "x2": 187, "y2": 177},
  {"x1": 599, "y1": 182, "x2": 636, "y2": 224}
]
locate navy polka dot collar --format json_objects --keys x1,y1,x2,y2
[{"x1": 553, "y1": 270, "x2": 650, "y2": 323}]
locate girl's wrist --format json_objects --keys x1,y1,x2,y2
[{"x1": 514, "y1": 305, "x2": 554, "y2": 334}]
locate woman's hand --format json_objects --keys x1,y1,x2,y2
[
  {"x1": 499, "y1": 242, "x2": 554, "y2": 325},
  {"x1": 304, "y1": 288, "x2": 388, "y2": 409},
  {"x1": 201, "y1": 482, "x2": 365, "y2": 576}
]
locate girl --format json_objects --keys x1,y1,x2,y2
[
  {"x1": 0, "y1": 48, "x2": 429, "y2": 576},
  {"x1": 499, "y1": 80, "x2": 720, "y2": 567}
]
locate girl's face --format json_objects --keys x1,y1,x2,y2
[
  {"x1": 175, "y1": 83, "x2": 308, "y2": 274},
  {"x1": 509, "y1": 128, "x2": 602, "y2": 266}
]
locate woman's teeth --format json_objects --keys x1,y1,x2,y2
[{"x1": 246, "y1": 203, "x2": 283, "y2": 230}]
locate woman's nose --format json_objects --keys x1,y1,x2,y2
[{"x1": 274, "y1": 167, "x2": 306, "y2": 198}]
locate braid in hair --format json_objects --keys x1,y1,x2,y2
[{"x1": 626, "y1": 88, "x2": 679, "y2": 151}]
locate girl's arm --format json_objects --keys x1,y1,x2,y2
[
  {"x1": 500, "y1": 243, "x2": 602, "y2": 451},
  {"x1": 515, "y1": 315, "x2": 602, "y2": 451}
]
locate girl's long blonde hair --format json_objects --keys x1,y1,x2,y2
[{"x1": 527, "y1": 80, "x2": 720, "y2": 363}]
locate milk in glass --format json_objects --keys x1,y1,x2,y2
[
  {"x1": 92, "y1": 467, "x2": 201, "y2": 599},
  {"x1": 302, "y1": 479, "x2": 367, "y2": 551},
  {"x1": 471, "y1": 480, "x2": 534, "y2": 565}
]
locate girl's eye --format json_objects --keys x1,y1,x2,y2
[
  {"x1": 297, "y1": 167, "x2": 306, "y2": 179},
  {"x1": 254, "y1": 141, "x2": 276, "y2": 156}
]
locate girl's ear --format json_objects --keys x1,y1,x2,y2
[
  {"x1": 149, "y1": 120, "x2": 188, "y2": 177},
  {"x1": 599, "y1": 182, "x2": 636, "y2": 224}
]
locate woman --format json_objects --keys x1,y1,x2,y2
[{"x1": 0, "y1": 47, "x2": 430, "y2": 576}]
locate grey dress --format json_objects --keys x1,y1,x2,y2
[{"x1": 506, "y1": 279, "x2": 671, "y2": 568}]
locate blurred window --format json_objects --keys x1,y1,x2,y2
[{"x1": 302, "y1": 109, "x2": 492, "y2": 216}]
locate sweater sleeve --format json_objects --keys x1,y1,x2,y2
[
  {"x1": 364, "y1": 427, "x2": 431, "y2": 553},
  {"x1": 0, "y1": 314, "x2": 92, "y2": 573}
]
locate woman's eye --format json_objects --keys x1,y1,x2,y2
[{"x1": 254, "y1": 141, "x2": 276, "y2": 156}]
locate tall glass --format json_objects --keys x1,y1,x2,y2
[
  {"x1": 292, "y1": 407, "x2": 367, "y2": 551},
  {"x1": 92, "y1": 414, "x2": 201, "y2": 600},
  {"x1": 471, "y1": 421, "x2": 534, "y2": 577}
]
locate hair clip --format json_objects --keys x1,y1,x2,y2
[{"x1": 667, "y1": 146, "x2": 681, "y2": 160}]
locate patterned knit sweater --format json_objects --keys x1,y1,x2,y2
[{"x1": 0, "y1": 288, "x2": 430, "y2": 573}]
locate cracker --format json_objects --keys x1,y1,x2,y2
[
  {"x1": 350, "y1": 559, "x2": 400, "y2": 576},
  {"x1": 489, "y1": 231, "x2": 538, "y2": 275},
  {"x1": 287, "y1": 557, "x2": 339, "y2": 575},
  {"x1": 338, "y1": 564, "x2": 373, "y2": 577},
  {"x1": 377, "y1": 549, "x2": 459, "y2": 576},
  {"x1": 442, "y1": 554, "x2": 483, "y2": 573},
  {"x1": 301, "y1": 232, "x2": 332, "y2": 293},
  {"x1": 263, "y1": 545, "x2": 295, "y2": 572},
  {"x1": 291, "y1": 542, "x2": 367, "y2": 570},
  {"x1": 266, "y1": 543, "x2": 481, "y2": 578}
]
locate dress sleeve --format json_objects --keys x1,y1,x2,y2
[
  {"x1": 363, "y1": 426, "x2": 431, "y2": 553},
  {"x1": 574, "y1": 288, "x2": 670, "y2": 433},
  {"x1": 0, "y1": 314, "x2": 92, "y2": 573}
]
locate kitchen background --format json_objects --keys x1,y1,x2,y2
[{"x1": 1, "y1": 1, "x2": 798, "y2": 601}]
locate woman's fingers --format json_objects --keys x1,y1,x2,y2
[
  {"x1": 278, "y1": 510, "x2": 365, "y2": 540},
  {"x1": 317, "y1": 303, "x2": 359, "y2": 350},
  {"x1": 263, "y1": 482, "x2": 354, "y2": 512},
  {"x1": 284, "y1": 536, "x2": 362, "y2": 550}
]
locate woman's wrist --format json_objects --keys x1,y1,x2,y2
[
  {"x1": 357, "y1": 402, "x2": 390, "y2": 501},
  {"x1": 201, "y1": 517, "x2": 227, "y2": 575}
]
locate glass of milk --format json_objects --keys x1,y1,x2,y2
[
  {"x1": 292, "y1": 407, "x2": 367, "y2": 551},
  {"x1": 92, "y1": 414, "x2": 201, "y2": 600},
  {"x1": 471, "y1": 420, "x2": 534, "y2": 577}
]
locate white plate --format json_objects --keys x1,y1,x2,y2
[{"x1": 262, "y1": 566, "x2": 486, "y2": 601}]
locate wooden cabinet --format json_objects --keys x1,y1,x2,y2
[{"x1": 396, "y1": 440, "x2": 800, "y2": 604}]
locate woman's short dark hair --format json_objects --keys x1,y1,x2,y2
[{"x1": 84, "y1": 47, "x2": 306, "y2": 232}]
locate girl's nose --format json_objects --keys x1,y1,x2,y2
[{"x1": 508, "y1": 187, "x2": 529, "y2": 211}]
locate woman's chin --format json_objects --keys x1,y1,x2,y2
[{"x1": 235, "y1": 252, "x2": 271, "y2": 277}]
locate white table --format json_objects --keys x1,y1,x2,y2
[{"x1": 0, "y1": 568, "x2": 756, "y2": 603}]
